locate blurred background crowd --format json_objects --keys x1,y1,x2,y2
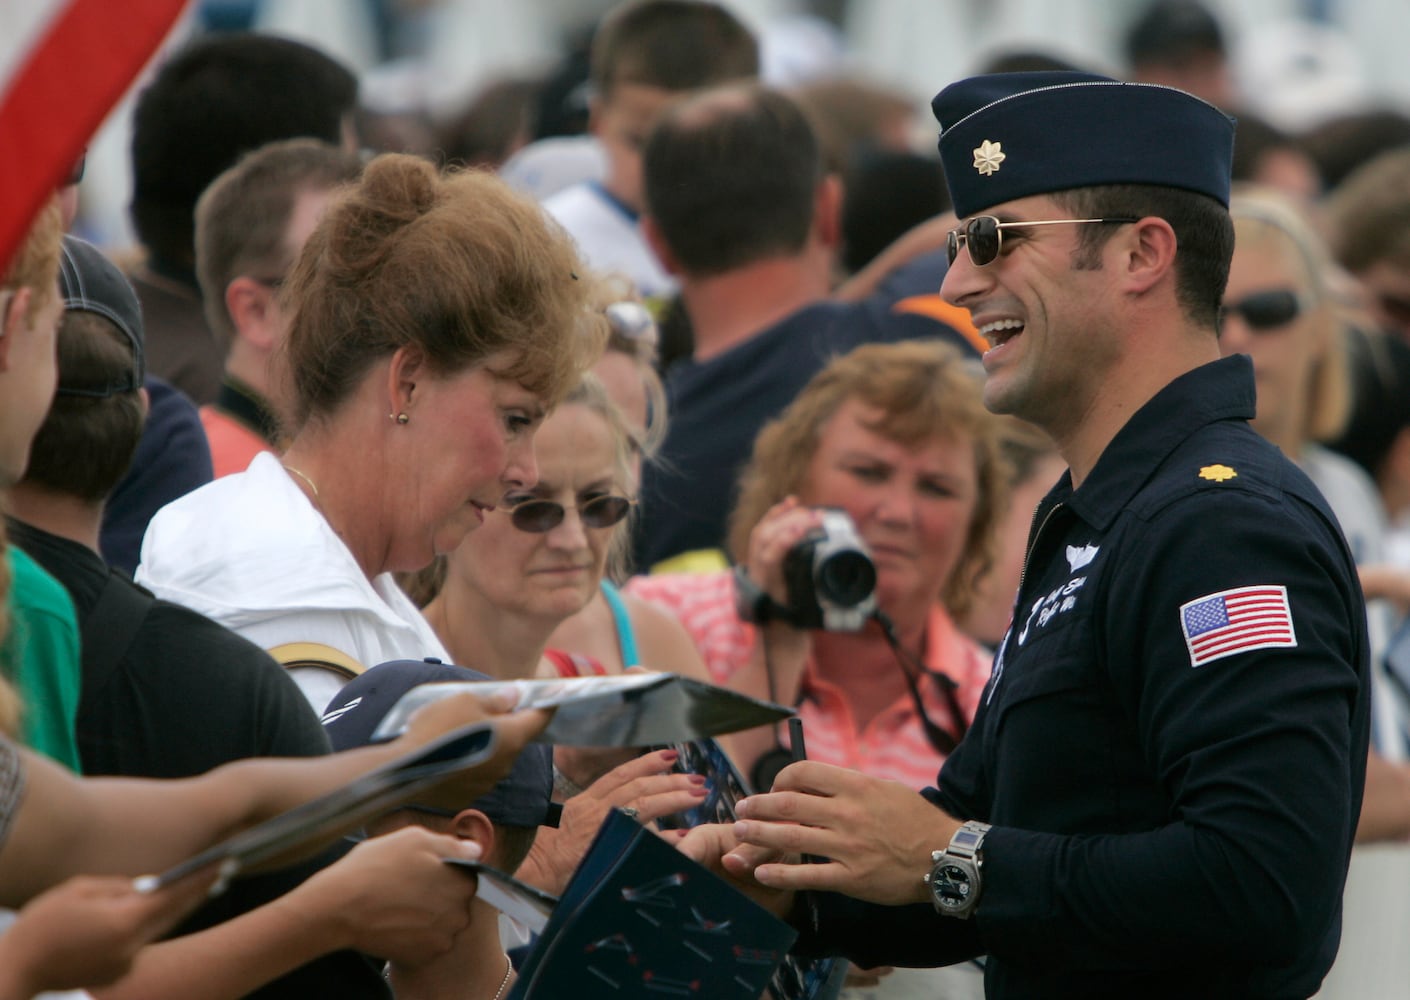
[
  {"x1": 4, "y1": 0, "x2": 1410, "y2": 996},
  {"x1": 65, "y1": 0, "x2": 1410, "y2": 255}
]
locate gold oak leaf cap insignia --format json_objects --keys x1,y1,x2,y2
[
  {"x1": 1199, "y1": 464, "x2": 1237, "y2": 482},
  {"x1": 973, "y1": 139, "x2": 1005, "y2": 176}
]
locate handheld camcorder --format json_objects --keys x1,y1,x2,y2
[{"x1": 781, "y1": 509, "x2": 877, "y2": 631}]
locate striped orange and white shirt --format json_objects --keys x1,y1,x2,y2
[{"x1": 626, "y1": 570, "x2": 993, "y2": 790}]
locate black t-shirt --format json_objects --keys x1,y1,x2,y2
[{"x1": 9, "y1": 519, "x2": 390, "y2": 999}]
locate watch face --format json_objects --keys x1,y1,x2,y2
[{"x1": 930, "y1": 862, "x2": 975, "y2": 911}]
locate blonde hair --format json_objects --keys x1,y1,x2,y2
[
  {"x1": 3, "y1": 196, "x2": 63, "y2": 324},
  {"x1": 1230, "y1": 185, "x2": 1351, "y2": 443},
  {"x1": 590, "y1": 272, "x2": 668, "y2": 458},
  {"x1": 728, "y1": 341, "x2": 1008, "y2": 618}
]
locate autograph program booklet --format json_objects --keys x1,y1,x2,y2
[
  {"x1": 150, "y1": 722, "x2": 496, "y2": 890},
  {"x1": 659, "y1": 739, "x2": 848, "y2": 1000},
  {"x1": 505, "y1": 808, "x2": 796, "y2": 999},
  {"x1": 370, "y1": 673, "x2": 793, "y2": 747}
]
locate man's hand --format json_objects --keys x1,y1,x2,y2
[
  {"x1": 0, "y1": 869, "x2": 217, "y2": 998},
  {"x1": 676, "y1": 822, "x2": 796, "y2": 919},
  {"x1": 731, "y1": 761, "x2": 960, "y2": 905}
]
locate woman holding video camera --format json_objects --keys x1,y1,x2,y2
[{"x1": 627, "y1": 340, "x2": 1008, "y2": 791}]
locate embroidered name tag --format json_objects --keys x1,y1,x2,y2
[{"x1": 1180, "y1": 585, "x2": 1297, "y2": 667}]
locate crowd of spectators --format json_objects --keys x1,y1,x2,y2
[{"x1": 4, "y1": 0, "x2": 1410, "y2": 997}]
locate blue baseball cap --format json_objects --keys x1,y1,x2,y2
[
  {"x1": 932, "y1": 71, "x2": 1236, "y2": 219},
  {"x1": 323, "y1": 658, "x2": 559, "y2": 829}
]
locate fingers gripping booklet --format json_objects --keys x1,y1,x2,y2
[
  {"x1": 490, "y1": 808, "x2": 797, "y2": 999},
  {"x1": 461, "y1": 743, "x2": 844, "y2": 1000},
  {"x1": 148, "y1": 722, "x2": 496, "y2": 891},
  {"x1": 369, "y1": 673, "x2": 794, "y2": 747}
]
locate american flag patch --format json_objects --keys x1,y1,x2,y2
[{"x1": 1179, "y1": 585, "x2": 1297, "y2": 667}]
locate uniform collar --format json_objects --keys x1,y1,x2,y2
[{"x1": 1060, "y1": 354, "x2": 1256, "y2": 532}]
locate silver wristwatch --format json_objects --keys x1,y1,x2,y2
[{"x1": 923, "y1": 820, "x2": 991, "y2": 919}]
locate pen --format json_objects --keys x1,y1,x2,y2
[
  {"x1": 788, "y1": 717, "x2": 807, "y2": 763},
  {"x1": 788, "y1": 718, "x2": 825, "y2": 865}
]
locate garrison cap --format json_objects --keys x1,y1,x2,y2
[{"x1": 932, "y1": 71, "x2": 1236, "y2": 219}]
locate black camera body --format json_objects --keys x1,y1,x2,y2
[{"x1": 780, "y1": 509, "x2": 878, "y2": 632}]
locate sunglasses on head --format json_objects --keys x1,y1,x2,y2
[
  {"x1": 503, "y1": 494, "x2": 635, "y2": 533},
  {"x1": 605, "y1": 301, "x2": 658, "y2": 348},
  {"x1": 1218, "y1": 288, "x2": 1304, "y2": 332},
  {"x1": 946, "y1": 215, "x2": 1139, "y2": 267}
]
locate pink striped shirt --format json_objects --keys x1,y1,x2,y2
[{"x1": 625, "y1": 570, "x2": 993, "y2": 790}]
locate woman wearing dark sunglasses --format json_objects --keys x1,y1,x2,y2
[
  {"x1": 1218, "y1": 187, "x2": 1388, "y2": 571},
  {"x1": 1221, "y1": 190, "x2": 1410, "y2": 905},
  {"x1": 408, "y1": 375, "x2": 712, "y2": 893}
]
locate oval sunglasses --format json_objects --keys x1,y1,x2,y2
[
  {"x1": 947, "y1": 215, "x2": 1139, "y2": 267},
  {"x1": 498, "y1": 494, "x2": 636, "y2": 533}
]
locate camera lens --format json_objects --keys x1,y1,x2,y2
[{"x1": 815, "y1": 550, "x2": 877, "y2": 606}]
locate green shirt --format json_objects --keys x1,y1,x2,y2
[{"x1": 3, "y1": 547, "x2": 81, "y2": 770}]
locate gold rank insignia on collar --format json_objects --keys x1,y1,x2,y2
[
  {"x1": 972, "y1": 139, "x2": 1005, "y2": 176},
  {"x1": 1199, "y1": 464, "x2": 1237, "y2": 482}
]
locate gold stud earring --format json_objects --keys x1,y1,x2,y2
[{"x1": 389, "y1": 411, "x2": 409, "y2": 425}]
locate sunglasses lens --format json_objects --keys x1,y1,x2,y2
[
  {"x1": 1228, "y1": 289, "x2": 1301, "y2": 330},
  {"x1": 510, "y1": 500, "x2": 564, "y2": 533},
  {"x1": 946, "y1": 229, "x2": 961, "y2": 266},
  {"x1": 581, "y1": 496, "x2": 631, "y2": 529},
  {"x1": 966, "y1": 217, "x2": 1002, "y2": 266}
]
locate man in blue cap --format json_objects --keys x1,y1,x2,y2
[
  {"x1": 324, "y1": 660, "x2": 560, "y2": 1000},
  {"x1": 690, "y1": 72, "x2": 1370, "y2": 998}
]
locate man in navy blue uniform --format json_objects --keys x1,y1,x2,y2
[{"x1": 687, "y1": 71, "x2": 1371, "y2": 998}]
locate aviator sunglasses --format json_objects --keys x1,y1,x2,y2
[
  {"x1": 946, "y1": 215, "x2": 1139, "y2": 267},
  {"x1": 1218, "y1": 288, "x2": 1304, "y2": 333},
  {"x1": 502, "y1": 494, "x2": 636, "y2": 533}
]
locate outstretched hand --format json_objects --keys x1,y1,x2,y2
[
  {"x1": 520, "y1": 748, "x2": 707, "y2": 895},
  {"x1": 730, "y1": 760, "x2": 959, "y2": 906},
  {"x1": 293, "y1": 825, "x2": 484, "y2": 967},
  {"x1": 0, "y1": 867, "x2": 218, "y2": 998},
  {"x1": 404, "y1": 691, "x2": 556, "y2": 813}
]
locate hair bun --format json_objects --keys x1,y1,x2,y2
[{"x1": 360, "y1": 154, "x2": 440, "y2": 223}]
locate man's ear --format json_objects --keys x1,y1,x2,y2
[
  {"x1": 1120, "y1": 216, "x2": 1178, "y2": 296},
  {"x1": 812, "y1": 174, "x2": 844, "y2": 251},
  {"x1": 0, "y1": 287, "x2": 33, "y2": 371},
  {"x1": 641, "y1": 215, "x2": 681, "y2": 276},
  {"x1": 450, "y1": 809, "x2": 497, "y2": 859},
  {"x1": 225, "y1": 277, "x2": 279, "y2": 350}
]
